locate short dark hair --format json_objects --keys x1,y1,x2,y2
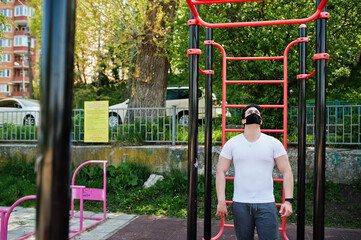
[{"x1": 241, "y1": 104, "x2": 262, "y2": 119}]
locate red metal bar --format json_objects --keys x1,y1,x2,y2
[
  {"x1": 224, "y1": 129, "x2": 285, "y2": 133},
  {"x1": 226, "y1": 80, "x2": 284, "y2": 84},
  {"x1": 297, "y1": 69, "x2": 316, "y2": 79},
  {"x1": 225, "y1": 104, "x2": 284, "y2": 108},
  {"x1": 313, "y1": 53, "x2": 329, "y2": 62},
  {"x1": 186, "y1": 0, "x2": 329, "y2": 28},
  {"x1": 187, "y1": 48, "x2": 202, "y2": 58},
  {"x1": 224, "y1": 224, "x2": 235, "y2": 228},
  {"x1": 282, "y1": 37, "x2": 307, "y2": 150},
  {"x1": 207, "y1": 42, "x2": 227, "y2": 146},
  {"x1": 193, "y1": 0, "x2": 265, "y2": 5},
  {"x1": 199, "y1": 67, "x2": 215, "y2": 75},
  {"x1": 227, "y1": 56, "x2": 284, "y2": 61}
]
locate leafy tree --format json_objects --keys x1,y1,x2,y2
[{"x1": 128, "y1": 0, "x2": 180, "y2": 109}]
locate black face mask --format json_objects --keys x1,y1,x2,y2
[{"x1": 245, "y1": 113, "x2": 261, "y2": 125}]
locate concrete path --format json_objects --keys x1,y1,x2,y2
[{"x1": 0, "y1": 206, "x2": 137, "y2": 240}]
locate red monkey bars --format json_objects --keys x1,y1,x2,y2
[
  {"x1": 186, "y1": 0, "x2": 329, "y2": 28},
  {"x1": 205, "y1": 37, "x2": 308, "y2": 240},
  {"x1": 187, "y1": 1, "x2": 329, "y2": 240}
]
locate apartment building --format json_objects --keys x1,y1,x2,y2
[{"x1": 0, "y1": 0, "x2": 38, "y2": 99}]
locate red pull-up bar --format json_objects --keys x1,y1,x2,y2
[{"x1": 186, "y1": 0, "x2": 329, "y2": 28}]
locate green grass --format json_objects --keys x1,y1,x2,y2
[
  {"x1": 0, "y1": 156, "x2": 360, "y2": 229},
  {"x1": 0, "y1": 154, "x2": 37, "y2": 207}
]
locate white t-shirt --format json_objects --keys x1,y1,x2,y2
[{"x1": 220, "y1": 133, "x2": 287, "y2": 203}]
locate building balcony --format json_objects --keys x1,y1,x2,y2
[
  {"x1": 14, "y1": 17, "x2": 29, "y2": 26},
  {"x1": 12, "y1": 91, "x2": 29, "y2": 97},
  {"x1": 13, "y1": 76, "x2": 29, "y2": 83},
  {"x1": 13, "y1": 61, "x2": 29, "y2": 69},
  {"x1": 14, "y1": 30, "x2": 29, "y2": 36},
  {"x1": 13, "y1": 46, "x2": 32, "y2": 55}
]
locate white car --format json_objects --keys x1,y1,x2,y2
[
  {"x1": 0, "y1": 98, "x2": 40, "y2": 126},
  {"x1": 108, "y1": 87, "x2": 224, "y2": 128}
]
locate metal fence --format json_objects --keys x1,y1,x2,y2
[
  {"x1": 289, "y1": 105, "x2": 361, "y2": 145},
  {"x1": 0, "y1": 105, "x2": 360, "y2": 145}
]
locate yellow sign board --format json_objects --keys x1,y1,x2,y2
[{"x1": 84, "y1": 101, "x2": 109, "y2": 142}]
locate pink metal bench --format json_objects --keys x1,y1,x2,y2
[
  {"x1": 0, "y1": 160, "x2": 108, "y2": 240},
  {"x1": 69, "y1": 160, "x2": 108, "y2": 238},
  {"x1": 0, "y1": 195, "x2": 36, "y2": 240}
]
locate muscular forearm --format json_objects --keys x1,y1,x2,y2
[
  {"x1": 216, "y1": 170, "x2": 226, "y2": 202},
  {"x1": 283, "y1": 170, "x2": 294, "y2": 198}
]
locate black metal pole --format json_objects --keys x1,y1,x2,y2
[
  {"x1": 314, "y1": 1, "x2": 327, "y2": 239},
  {"x1": 204, "y1": 27, "x2": 213, "y2": 240},
  {"x1": 36, "y1": 1, "x2": 76, "y2": 239},
  {"x1": 187, "y1": 5, "x2": 199, "y2": 240},
  {"x1": 297, "y1": 24, "x2": 307, "y2": 240}
]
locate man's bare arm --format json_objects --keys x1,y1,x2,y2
[
  {"x1": 215, "y1": 155, "x2": 231, "y2": 218},
  {"x1": 275, "y1": 154, "x2": 294, "y2": 217}
]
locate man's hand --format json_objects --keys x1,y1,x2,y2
[
  {"x1": 279, "y1": 201, "x2": 293, "y2": 217},
  {"x1": 216, "y1": 200, "x2": 228, "y2": 218}
]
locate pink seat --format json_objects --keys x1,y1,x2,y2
[
  {"x1": 69, "y1": 160, "x2": 108, "y2": 239},
  {"x1": 0, "y1": 160, "x2": 108, "y2": 240}
]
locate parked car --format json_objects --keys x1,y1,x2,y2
[
  {"x1": 0, "y1": 98, "x2": 40, "y2": 126},
  {"x1": 108, "y1": 87, "x2": 226, "y2": 128}
]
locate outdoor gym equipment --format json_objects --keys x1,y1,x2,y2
[
  {"x1": 0, "y1": 160, "x2": 108, "y2": 240},
  {"x1": 0, "y1": 195, "x2": 36, "y2": 240},
  {"x1": 69, "y1": 160, "x2": 108, "y2": 238},
  {"x1": 204, "y1": 36, "x2": 309, "y2": 240},
  {"x1": 186, "y1": 1, "x2": 329, "y2": 240}
]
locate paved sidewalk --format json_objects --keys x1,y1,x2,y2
[{"x1": 0, "y1": 206, "x2": 137, "y2": 240}]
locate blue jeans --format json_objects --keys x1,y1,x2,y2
[{"x1": 232, "y1": 202, "x2": 278, "y2": 240}]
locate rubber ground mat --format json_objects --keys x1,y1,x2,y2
[{"x1": 107, "y1": 215, "x2": 361, "y2": 240}]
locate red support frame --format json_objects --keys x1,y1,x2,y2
[
  {"x1": 205, "y1": 36, "x2": 308, "y2": 240},
  {"x1": 186, "y1": 0, "x2": 329, "y2": 28}
]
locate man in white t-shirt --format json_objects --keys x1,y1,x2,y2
[{"x1": 215, "y1": 104, "x2": 294, "y2": 240}]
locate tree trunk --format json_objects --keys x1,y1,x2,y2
[{"x1": 128, "y1": 0, "x2": 179, "y2": 110}]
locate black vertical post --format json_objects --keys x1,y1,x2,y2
[
  {"x1": 297, "y1": 24, "x2": 307, "y2": 240},
  {"x1": 204, "y1": 27, "x2": 213, "y2": 240},
  {"x1": 314, "y1": 1, "x2": 327, "y2": 239},
  {"x1": 187, "y1": 6, "x2": 199, "y2": 240},
  {"x1": 36, "y1": 1, "x2": 76, "y2": 239}
]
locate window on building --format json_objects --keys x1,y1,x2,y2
[
  {"x1": 15, "y1": 56, "x2": 28, "y2": 62},
  {"x1": 14, "y1": 36, "x2": 26, "y2": 47},
  {"x1": 0, "y1": 24, "x2": 12, "y2": 32},
  {"x1": 20, "y1": 70, "x2": 28, "y2": 76},
  {"x1": 0, "y1": 84, "x2": 9, "y2": 93},
  {"x1": 0, "y1": 39, "x2": 11, "y2": 47},
  {"x1": 14, "y1": 5, "x2": 34, "y2": 17},
  {"x1": 0, "y1": 54, "x2": 11, "y2": 62},
  {"x1": 0, "y1": 70, "x2": 11, "y2": 78},
  {"x1": 0, "y1": 9, "x2": 12, "y2": 17}
]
